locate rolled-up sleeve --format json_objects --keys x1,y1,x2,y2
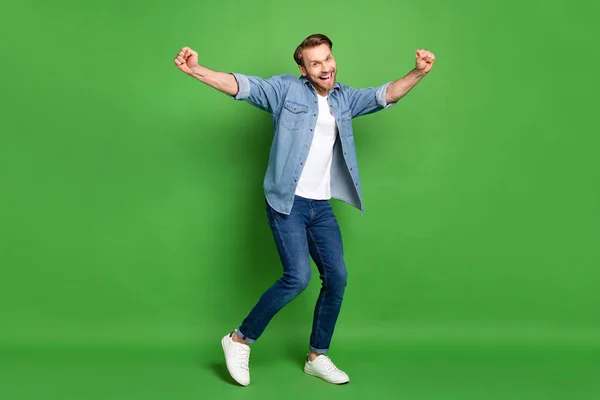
[
  {"x1": 230, "y1": 73, "x2": 251, "y2": 100},
  {"x1": 376, "y1": 82, "x2": 397, "y2": 109}
]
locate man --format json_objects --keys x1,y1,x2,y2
[{"x1": 173, "y1": 34, "x2": 435, "y2": 386}]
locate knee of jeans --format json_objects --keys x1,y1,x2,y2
[
  {"x1": 282, "y1": 269, "x2": 311, "y2": 292},
  {"x1": 325, "y1": 267, "x2": 347, "y2": 291}
]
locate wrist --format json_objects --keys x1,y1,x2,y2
[
  {"x1": 189, "y1": 65, "x2": 200, "y2": 76},
  {"x1": 412, "y1": 68, "x2": 427, "y2": 78}
]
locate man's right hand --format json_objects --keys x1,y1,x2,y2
[
  {"x1": 173, "y1": 47, "x2": 239, "y2": 96},
  {"x1": 174, "y1": 47, "x2": 199, "y2": 75}
]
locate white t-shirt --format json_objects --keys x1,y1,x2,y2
[{"x1": 295, "y1": 94, "x2": 338, "y2": 199}]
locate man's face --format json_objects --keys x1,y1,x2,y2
[{"x1": 299, "y1": 44, "x2": 337, "y2": 95}]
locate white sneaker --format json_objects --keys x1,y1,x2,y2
[
  {"x1": 221, "y1": 331, "x2": 251, "y2": 386},
  {"x1": 304, "y1": 354, "x2": 350, "y2": 384}
]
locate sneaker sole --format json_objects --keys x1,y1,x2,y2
[
  {"x1": 221, "y1": 335, "x2": 250, "y2": 387},
  {"x1": 303, "y1": 365, "x2": 350, "y2": 385}
]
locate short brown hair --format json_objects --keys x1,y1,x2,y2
[{"x1": 293, "y1": 34, "x2": 333, "y2": 66}]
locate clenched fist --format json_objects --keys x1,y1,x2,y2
[
  {"x1": 415, "y1": 49, "x2": 435, "y2": 74},
  {"x1": 174, "y1": 47, "x2": 199, "y2": 75}
]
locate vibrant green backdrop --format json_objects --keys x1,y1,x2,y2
[{"x1": 1, "y1": 0, "x2": 599, "y2": 398}]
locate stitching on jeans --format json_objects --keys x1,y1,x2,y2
[
  {"x1": 307, "y1": 227, "x2": 327, "y2": 270},
  {"x1": 268, "y1": 207, "x2": 292, "y2": 269},
  {"x1": 307, "y1": 227, "x2": 327, "y2": 350}
]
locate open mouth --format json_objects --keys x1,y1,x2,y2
[{"x1": 319, "y1": 72, "x2": 333, "y2": 83}]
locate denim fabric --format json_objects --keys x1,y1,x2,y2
[
  {"x1": 238, "y1": 195, "x2": 348, "y2": 354},
  {"x1": 230, "y1": 73, "x2": 397, "y2": 215}
]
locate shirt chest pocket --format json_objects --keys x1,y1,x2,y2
[{"x1": 280, "y1": 100, "x2": 309, "y2": 131}]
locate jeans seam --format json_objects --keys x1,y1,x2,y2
[
  {"x1": 307, "y1": 227, "x2": 327, "y2": 270},
  {"x1": 269, "y1": 209, "x2": 291, "y2": 270},
  {"x1": 307, "y1": 227, "x2": 327, "y2": 350}
]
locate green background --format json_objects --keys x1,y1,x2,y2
[{"x1": 1, "y1": 0, "x2": 599, "y2": 398}]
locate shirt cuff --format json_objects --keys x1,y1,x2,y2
[
  {"x1": 230, "y1": 73, "x2": 250, "y2": 100},
  {"x1": 376, "y1": 82, "x2": 397, "y2": 108}
]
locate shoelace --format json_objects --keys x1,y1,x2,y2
[
  {"x1": 317, "y1": 356, "x2": 339, "y2": 373},
  {"x1": 236, "y1": 345, "x2": 250, "y2": 370}
]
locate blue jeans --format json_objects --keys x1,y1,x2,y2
[{"x1": 237, "y1": 195, "x2": 348, "y2": 354}]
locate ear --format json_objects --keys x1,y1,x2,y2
[{"x1": 298, "y1": 64, "x2": 307, "y2": 77}]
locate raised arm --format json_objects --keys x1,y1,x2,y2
[
  {"x1": 174, "y1": 47, "x2": 239, "y2": 96},
  {"x1": 343, "y1": 49, "x2": 436, "y2": 119},
  {"x1": 385, "y1": 49, "x2": 435, "y2": 104},
  {"x1": 173, "y1": 46, "x2": 288, "y2": 114}
]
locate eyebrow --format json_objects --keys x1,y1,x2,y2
[{"x1": 309, "y1": 53, "x2": 332, "y2": 64}]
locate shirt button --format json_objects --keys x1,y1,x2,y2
[
  {"x1": 300, "y1": 162, "x2": 304, "y2": 165},
  {"x1": 313, "y1": 114, "x2": 316, "y2": 116},
  {"x1": 310, "y1": 129, "x2": 313, "y2": 131}
]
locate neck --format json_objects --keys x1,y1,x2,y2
[{"x1": 314, "y1": 86, "x2": 328, "y2": 96}]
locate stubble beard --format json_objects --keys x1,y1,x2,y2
[{"x1": 310, "y1": 71, "x2": 335, "y2": 95}]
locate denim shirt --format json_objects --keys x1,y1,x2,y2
[{"x1": 230, "y1": 73, "x2": 397, "y2": 215}]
